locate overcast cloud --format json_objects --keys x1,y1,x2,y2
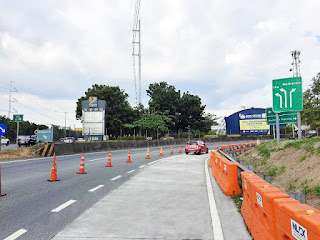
[{"x1": 0, "y1": 0, "x2": 319, "y2": 128}]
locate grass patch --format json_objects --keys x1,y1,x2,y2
[
  {"x1": 231, "y1": 195, "x2": 243, "y2": 212},
  {"x1": 301, "y1": 180, "x2": 311, "y2": 195},
  {"x1": 287, "y1": 183, "x2": 297, "y2": 191},
  {"x1": 313, "y1": 184, "x2": 320, "y2": 198},
  {"x1": 279, "y1": 165, "x2": 286, "y2": 174},
  {"x1": 299, "y1": 154, "x2": 308, "y2": 162},
  {"x1": 284, "y1": 141, "x2": 301, "y2": 149},
  {"x1": 267, "y1": 167, "x2": 278, "y2": 177}
]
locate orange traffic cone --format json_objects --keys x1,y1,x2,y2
[
  {"x1": 127, "y1": 149, "x2": 131, "y2": 163},
  {"x1": 77, "y1": 154, "x2": 87, "y2": 174},
  {"x1": 170, "y1": 146, "x2": 173, "y2": 155},
  {"x1": 106, "y1": 151, "x2": 113, "y2": 167},
  {"x1": 160, "y1": 146, "x2": 163, "y2": 156},
  {"x1": 179, "y1": 145, "x2": 182, "y2": 154},
  {"x1": 48, "y1": 155, "x2": 60, "y2": 182},
  {"x1": 216, "y1": 143, "x2": 219, "y2": 149},
  {"x1": 0, "y1": 162, "x2": 6, "y2": 197},
  {"x1": 146, "y1": 147, "x2": 150, "y2": 159}
]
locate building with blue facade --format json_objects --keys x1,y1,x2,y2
[{"x1": 225, "y1": 108, "x2": 271, "y2": 135}]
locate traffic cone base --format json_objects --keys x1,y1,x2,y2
[
  {"x1": 48, "y1": 179, "x2": 60, "y2": 182},
  {"x1": 77, "y1": 171, "x2": 87, "y2": 174},
  {"x1": 0, "y1": 193, "x2": 6, "y2": 197}
]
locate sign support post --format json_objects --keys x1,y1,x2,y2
[
  {"x1": 273, "y1": 125, "x2": 276, "y2": 139},
  {"x1": 276, "y1": 113, "x2": 280, "y2": 144},
  {"x1": 297, "y1": 112, "x2": 302, "y2": 140},
  {"x1": 16, "y1": 122, "x2": 19, "y2": 147}
]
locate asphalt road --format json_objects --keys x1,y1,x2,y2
[{"x1": 0, "y1": 141, "x2": 241, "y2": 240}]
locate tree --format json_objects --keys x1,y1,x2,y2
[
  {"x1": 76, "y1": 84, "x2": 135, "y2": 133},
  {"x1": 302, "y1": 73, "x2": 320, "y2": 130},
  {"x1": 201, "y1": 113, "x2": 219, "y2": 133},
  {"x1": 147, "y1": 82, "x2": 180, "y2": 128},
  {"x1": 177, "y1": 91, "x2": 206, "y2": 131}
]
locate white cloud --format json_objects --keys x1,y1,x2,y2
[{"x1": 0, "y1": 0, "x2": 319, "y2": 127}]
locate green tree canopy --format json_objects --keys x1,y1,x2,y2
[
  {"x1": 76, "y1": 84, "x2": 135, "y2": 131},
  {"x1": 302, "y1": 73, "x2": 320, "y2": 129}
]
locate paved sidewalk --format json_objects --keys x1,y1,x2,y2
[{"x1": 53, "y1": 154, "x2": 250, "y2": 240}]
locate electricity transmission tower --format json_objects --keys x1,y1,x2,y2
[{"x1": 132, "y1": 0, "x2": 142, "y2": 105}]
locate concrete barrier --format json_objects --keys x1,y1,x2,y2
[{"x1": 53, "y1": 136, "x2": 271, "y2": 156}]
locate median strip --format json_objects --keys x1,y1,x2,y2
[
  {"x1": 51, "y1": 200, "x2": 77, "y2": 213},
  {"x1": 127, "y1": 170, "x2": 135, "y2": 174},
  {"x1": 139, "y1": 165, "x2": 145, "y2": 168},
  {"x1": 111, "y1": 175, "x2": 122, "y2": 181},
  {"x1": 4, "y1": 229, "x2": 28, "y2": 240},
  {"x1": 88, "y1": 185, "x2": 104, "y2": 192}
]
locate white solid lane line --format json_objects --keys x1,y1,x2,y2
[
  {"x1": 205, "y1": 158, "x2": 224, "y2": 240},
  {"x1": 51, "y1": 200, "x2": 77, "y2": 213},
  {"x1": 88, "y1": 185, "x2": 104, "y2": 192},
  {"x1": 89, "y1": 158, "x2": 106, "y2": 162},
  {"x1": 127, "y1": 170, "x2": 135, "y2": 174},
  {"x1": 111, "y1": 175, "x2": 122, "y2": 181},
  {"x1": 139, "y1": 165, "x2": 145, "y2": 168},
  {"x1": 4, "y1": 229, "x2": 28, "y2": 240},
  {"x1": 148, "y1": 160, "x2": 160, "y2": 165}
]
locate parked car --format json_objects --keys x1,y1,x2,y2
[
  {"x1": 185, "y1": 140, "x2": 208, "y2": 155},
  {"x1": 0, "y1": 136, "x2": 10, "y2": 146},
  {"x1": 18, "y1": 138, "x2": 37, "y2": 147},
  {"x1": 60, "y1": 137, "x2": 75, "y2": 143}
]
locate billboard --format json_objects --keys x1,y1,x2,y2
[
  {"x1": 37, "y1": 127, "x2": 53, "y2": 142},
  {"x1": 82, "y1": 98, "x2": 107, "y2": 138},
  {"x1": 239, "y1": 113, "x2": 269, "y2": 134}
]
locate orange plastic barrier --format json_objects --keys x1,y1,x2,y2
[
  {"x1": 250, "y1": 184, "x2": 290, "y2": 240},
  {"x1": 274, "y1": 198, "x2": 320, "y2": 240},
  {"x1": 241, "y1": 172, "x2": 265, "y2": 230},
  {"x1": 212, "y1": 151, "x2": 222, "y2": 180},
  {"x1": 214, "y1": 155, "x2": 241, "y2": 195},
  {"x1": 209, "y1": 151, "x2": 215, "y2": 167}
]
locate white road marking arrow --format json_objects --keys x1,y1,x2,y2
[
  {"x1": 280, "y1": 89, "x2": 287, "y2": 108},
  {"x1": 275, "y1": 93, "x2": 283, "y2": 108},
  {"x1": 289, "y1": 88, "x2": 296, "y2": 108}
]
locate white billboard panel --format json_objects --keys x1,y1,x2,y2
[{"x1": 82, "y1": 111, "x2": 105, "y2": 135}]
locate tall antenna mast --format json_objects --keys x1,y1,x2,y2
[
  {"x1": 132, "y1": 0, "x2": 142, "y2": 105},
  {"x1": 289, "y1": 50, "x2": 301, "y2": 77}
]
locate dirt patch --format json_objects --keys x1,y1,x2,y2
[
  {"x1": 0, "y1": 147, "x2": 40, "y2": 161},
  {"x1": 238, "y1": 140, "x2": 320, "y2": 210}
]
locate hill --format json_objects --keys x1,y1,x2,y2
[{"x1": 238, "y1": 138, "x2": 320, "y2": 210}]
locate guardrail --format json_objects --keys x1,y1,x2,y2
[{"x1": 209, "y1": 142, "x2": 320, "y2": 240}]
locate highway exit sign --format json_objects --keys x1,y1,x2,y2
[
  {"x1": 272, "y1": 77, "x2": 303, "y2": 113},
  {"x1": 13, "y1": 114, "x2": 23, "y2": 122},
  {"x1": 266, "y1": 107, "x2": 297, "y2": 125}
]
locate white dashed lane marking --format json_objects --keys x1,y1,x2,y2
[
  {"x1": 51, "y1": 200, "x2": 77, "y2": 213},
  {"x1": 89, "y1": 185, "x2": 104, "y2": 192},
  {"x1": 4, "y1": 229, "x2": 28, "y2": 240},
  {"x1": 111, "y1": 175, "x2": 122, "y2": 181}
]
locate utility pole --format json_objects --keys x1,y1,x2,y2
[
  {"x1": 133, "y1": 21, "x2": 142, "y2": 105},
  {"x1": 8, "y1": 81, "x2": 14, "y2": 119},
  {"x1": 55, "y1": 111, "x2": 72, "y2": 138}
]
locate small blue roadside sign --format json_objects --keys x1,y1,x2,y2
[
  {"x1": 37, "y1": 128, "x2": 53, "y2": 142},
  {"x1": 0, "y1": 123, "x2": 7, "y2": 136}
]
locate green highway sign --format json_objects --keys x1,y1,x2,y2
[
  {"x1": 265, "y1": 107, "x2": 298, "y2": 125},
  {"x1": 272, "y1": 77, "x2": 303, "y2": 112},
  {"x1": 13, "y1": 114, "x2": 23, "y2": 122}
]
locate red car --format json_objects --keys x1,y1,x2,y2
[{"x1": 185, "y1": 140, "x2": 208, "y2": 155}]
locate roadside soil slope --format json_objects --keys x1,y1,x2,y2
[{"x1": 238, "y1": 138, "x2": 320, "y2": 210}]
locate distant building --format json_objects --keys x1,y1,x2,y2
[{"x1": 225, "y1": 108, "x2": 270, "y2": 135}]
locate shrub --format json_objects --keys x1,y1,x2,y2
[
  {"x1": 267, "y1": 167, "x2": 278, "y2": 177},
  {"x1": 313, "y1": 184, "x2": 320, "y2": 198}
]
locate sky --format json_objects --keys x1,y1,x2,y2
[{"x1": 0, "y1": 0, "x2": 319, "y2": 128}]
